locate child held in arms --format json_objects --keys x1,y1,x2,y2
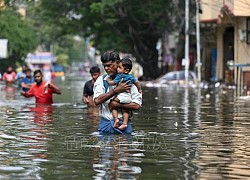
[{"x1": 106, "y1": 57, "x2": 142, "y2": 130}]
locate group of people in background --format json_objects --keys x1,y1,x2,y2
[
  {"x1": 0, "y1": 66, "x2": 61, "y2": 104},
  {"x1": 20, "y1": 69, "x2": 61, "y2": 104},
  {"x1": 0, "y1": 50, "x2": 142, "y2": 134}
]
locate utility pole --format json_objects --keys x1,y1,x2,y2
[
  {"x1": 185, "y1": 0, "x2": 190, "y2": 84},
  {"x1": 196, "y1": 0, "x2": 201, "y2": 83}
]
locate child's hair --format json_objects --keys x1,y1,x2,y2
[
  {"x1": 120, "y1": 57, "x2": 133, "y2": 72},
  {"x1": 89, "y1": 66, "x2": 100, "y2": 74}
]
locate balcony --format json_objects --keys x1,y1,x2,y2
[{"x1": 200, "y1": 0, "x2": 250, "y2": 22}]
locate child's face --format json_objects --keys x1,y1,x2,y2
[{"x1": 117, "y1": 62, "x2": 128, "y2": 74}]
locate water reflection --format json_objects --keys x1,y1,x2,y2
[
  {"x1": 0, "y1": 78, "x2": 250, "y2": 179},
  {"x1": 21, "y1": 104, "x2": 53, "y2": 161},
  {"x1": 134, "y1": 86, "x2": 250, "y2": 179},
  {"x1": 93, "y1": 135, "x2": 142, "y2": 179},
  {"x1": 28, "y1": 104, "x2": 53, "y2": 126},
  {"x1": 85, "y1": 107, "x2": 99, "y2": 129},
  {"x1": 0, "y1": 104, "x2": 53, "y2": 179},
  {"x1": 1, "y1": 84, "x2": 17, "y2": 100}
]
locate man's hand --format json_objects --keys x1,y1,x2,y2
[
  {"x1": 82, "y1": 96, "x2": 89, "y2": 104},
  {"x1": 43, "y1": 82, "x2": 61, "y2": 94},
  {"x1": 43, "y1": 82, "x2": 50, "y2": 93},
  {"x1": 114, "y1": 79, "x2": 131, "y2": 94},
  {"x1": 20, "y1": 91, "x2": 27, "y2": 97}
]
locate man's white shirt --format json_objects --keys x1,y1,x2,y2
[{"x1": 93, "y1": 75, "x2": 142, "y2": 120}]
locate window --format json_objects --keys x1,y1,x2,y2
[{"x1": 247, "y1": 18, "x2": 250, "y2": 44}]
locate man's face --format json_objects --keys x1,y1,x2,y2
[
  {"x1": 34, "y1": 73, "x2": 43, "y2": 85},
  {"x1": 102, "y1": 61, "x2": 117, "y2": 78},
  {"x1": 91, "y1": 72, "x2": 101, "y2": 82},
  {"x1": 26, "y1": 71, "x2": 31, "y2": 78},
  {"x1": 7, "y1": 67, "x2": 12, "y2": 73}
]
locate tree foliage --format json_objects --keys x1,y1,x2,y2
[
  {"x1": 53, "y1": 35, "x2": 88, "y2": 65},
  {"x1": 34, "y1": 0, "x2": 186, "y2": 79},
  {"x1": 0, "y1": 7, "x2": 38, "y2": 72}
]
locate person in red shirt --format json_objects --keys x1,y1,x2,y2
[{"x1": 20, "y1": 69, "x2": 61, "y2": 104}]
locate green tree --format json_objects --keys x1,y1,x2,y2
[
  {"x1": 52, "y1": 35, "x2": 87, "y2": 65},
  {"x1": 0, "y1": 8, "x2": 38, "y2": 72},
  {"x1": 34, "y1": 0, "x2": 187, "y2": 79},
  {"x1": 23, "y1": 1, "x2": 87, "y2": 66}
]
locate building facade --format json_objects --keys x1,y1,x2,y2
[{"x1": 200, "y1": 0, "x2": 250, "y2": 90}]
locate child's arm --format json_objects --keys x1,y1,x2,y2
[
  {"x1": 134, "y1": 81, "x2": 142, "y2": 93},
  {"x1": 106, "y1": 77, "x2": 116, "y2": 85}
]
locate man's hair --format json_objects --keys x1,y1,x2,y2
[
  {"x1": 34, "y1": 69, "x2": 42, "y2": 76},
  {"x1": 25, "y1": 68, "x2": 32, "y2": 73},
  {"x1": 101, "y1": 50, "x2": 120, "y2": 63},
  {"x1": 120, "y1": 57, "x2": 133, "y2": 72},
  {"x1": 89, "y1": 66, "x2": 100, "y2": 74}
]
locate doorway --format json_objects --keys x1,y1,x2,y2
[{"x1": 223, "y1": 27, "x2": 234, "y2": 83}]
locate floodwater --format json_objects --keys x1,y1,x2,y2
[{"x1": 0, "y1": 76, "x2": 250, "y2": 180}]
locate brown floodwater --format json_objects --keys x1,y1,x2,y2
[{"x1": 0, "y1": 76, "x2": 250, "y2": 179}]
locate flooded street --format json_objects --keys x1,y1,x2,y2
[{"x1": 0, "y1": 76, "x2": 250, "y2": 179}]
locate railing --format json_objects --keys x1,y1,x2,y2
[{"x1": 228, "y1": 63, "x2": 250, "y2": 96}]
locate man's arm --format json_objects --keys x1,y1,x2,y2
[
  {"x1": 21, "y1": 82, "x2": 33, "y2": 89},
  {"x1": 109, "y1": 100, "x2": 140, "y2": 111},
  {"x1": 94, "y1": 88, "x2": 117, "y2": 106},
  {"x1": 46, "y1": 82, "x2": 62, "y2": 94},
  {"x1": 82, "y1": 89, "x2": 89, "y2": 104},
  {"x1": 20, "y1": 91, "x2": 29, "y2": 97},
  {"x1": 94, "y1": 78, "x2": 131, "y2": 106},
  {"x1": 20, "y1": 88, "x2": 33, "y2": 97},
  {"x1": 82, "y1": 83, "x2": 88, "y2": 102},
  {"x1": 109, "y1": 83, "x2": 142, "y2": 110}
]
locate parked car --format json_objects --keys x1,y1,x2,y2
[{"x1": 142, "y1": 71, "x2": 198, "y2": 87}]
